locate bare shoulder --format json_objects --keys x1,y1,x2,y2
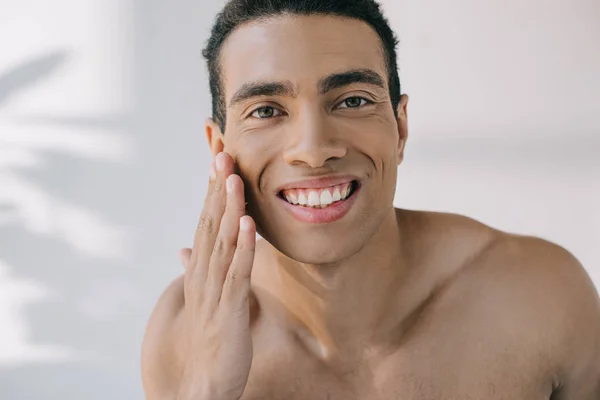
[
  {"x1": 408, "y1": 210, "x2": 600, "y2": 390},
  {"x1": 141, "y1": 275, "x2": 186, "y2": 400},
  {"x1": 399, "y1": 210, "x2": 499, "y2": 271},
  {"x1": 476, "y1": 234, "x2": 600, "y2": 336},
  {"x1": 456, "y1": 230, "x2": 600, "y2": 394}
]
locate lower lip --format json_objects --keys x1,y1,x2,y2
[{"x1": 278, "y1": 184, "x2": 360, "y2": 224}]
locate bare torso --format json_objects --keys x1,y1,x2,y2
[{"x1": 143, "y1": 210, "x2": 600, "y2": 400}]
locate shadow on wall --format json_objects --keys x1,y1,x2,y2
[
  {"x1": 0, "y1": 51, "x2": 147, "y2": 399},
  {"x1": 0, "y1": 52, "x2": 68, "y2": 105},
  {"x1": 0, "y1": 0, "x2": 216, "y2": 393}
]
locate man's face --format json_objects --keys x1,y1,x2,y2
[{"x1": 212, "y1": 15, "x2": 408, "y2": 264}]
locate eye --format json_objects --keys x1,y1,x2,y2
[
  {"x1": 337, "y1": 96, "x2": 371, "y2": 109},
  {"x1": 250, "y1": 106, "x2": 283, "y2": 119}
]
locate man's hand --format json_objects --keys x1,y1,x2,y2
[{"x1": 177, "y1": 152, "x2": 256, "y2": 400}]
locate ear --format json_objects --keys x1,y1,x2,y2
[
  {"x1": 205, "y1": 118, "x2": 224, "y2": 157},
  {"x1": 396, "y1": 94, "x2": 409, "y2": 165}
]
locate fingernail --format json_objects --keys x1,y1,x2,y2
[
  {"x1": 216, "y1": 153, "x2": 225, "y2": 171},
  {"x1": 226, "y1": 175, "x2": 234, "y2": 192},
  {"x1": 240, "y1": 216, "x2": 252, "y2": 231},
  {"x1": 210, "y1": 162, "x2": 216, "y2": 180}
]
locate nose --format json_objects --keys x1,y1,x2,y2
[{"x1": 282, "y1": 110, "x2": 347, "y2": 168}]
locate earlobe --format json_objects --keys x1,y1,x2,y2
[
  {"x1": 396, "y1": 94, "x2": 409, "y2": 165},
  {"x1": 205, "y1": 118, "x2": 224, "y2": 157}
]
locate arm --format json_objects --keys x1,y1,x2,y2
[
  {"x1": 141, "y1": 276, "x2": 186, "y2": 400},
  {"x1": 546, "y1": 250, "x2": 600, "y2": 399}
]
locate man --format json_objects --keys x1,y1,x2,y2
[{"x1": 141, "y1": 0, "x2": 600, "y2": 399}]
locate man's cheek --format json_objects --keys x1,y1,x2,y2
[
  {"x1": 232, "y1": 163, "x2": 261, "y2": 212},
  {"x1": 224, "y1": 147, "x2": 249, "y2": 177},
  {"x1": 243, "y1": 188, "x2": 269, "y2": 237}
]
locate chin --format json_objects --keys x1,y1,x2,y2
[
  {"x1": 279, "y1": 236, "x2": 363, "y2": 265},
  {"x1": 256, "y1": 215, "x2": 380, "y2": 266}
]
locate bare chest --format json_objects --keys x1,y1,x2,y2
[{"x1": 238, "y1": 337, "x2": 554, "y2": 400}]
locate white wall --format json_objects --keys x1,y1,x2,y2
[
  {"x1": 388, "y1": 0, "x2": 600, "y2": 287},
  {"x1": 0, "y1": 0, "x2": 598, "y2": 398}
]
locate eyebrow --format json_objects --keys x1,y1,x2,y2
[
  {"x1": 318, "y1": 69, "x2": 386, "y2": 94},
  {"x1": 228, "y1": 69, "x2": 386, "y2": 108},
  {"x1": 229, "y1": 81, "x2": 296, "y2": 108}
]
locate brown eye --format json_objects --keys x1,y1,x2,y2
[
  {"x1": 339, "y1": 97, "x2": 369, "y2": 109},
  {"x1": 251, "y1": 106, "x2": 281, "y2": 119}
]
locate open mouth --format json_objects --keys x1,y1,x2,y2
[{"x1": 278, "y1": 180, "x2": 360, "y2": 209}]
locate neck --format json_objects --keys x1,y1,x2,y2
[{"x1": 263, "y1": 208, "x2": 409, "y2": 359}]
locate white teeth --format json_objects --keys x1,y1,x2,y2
[
  {"x1": 307, "y1": 191, "x2": 320, "y2": 207},
  {"x1": 333, "y1": 187, "x2": 341, "y2": 202},
  {"x1": 287, "y1": 192, "x2": 298, "y2": 204},
  {"x1": 320, "y1": 190, "x2": 333, "y2": 206},
  {"x1": 298, "y1": 192, "x2": 307, "y2": 206},
  {"x1": 283, "y1": 182, "x2": 354, "y2": 207}
]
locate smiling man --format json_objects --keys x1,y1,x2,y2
[{"x1": 141, "y1": 1, "x2": 600, "y2": 399}]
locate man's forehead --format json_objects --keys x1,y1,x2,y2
[{"x1": 219, "y1": 15, "x2": 388, "y2": 100}]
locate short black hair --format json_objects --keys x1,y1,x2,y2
[{"x1": 202, "y1": 0, "x2": 401, "y2": 132}]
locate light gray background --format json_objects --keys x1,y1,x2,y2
[{"x1": 0, "y1": 0, "x2": 598, "y2": 398}]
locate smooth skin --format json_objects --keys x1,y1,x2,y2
[{"x1": 142, "y1": 15, "x2": 600, "y2": 400}]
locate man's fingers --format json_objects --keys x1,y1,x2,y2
[
  {"x1": 221, "y1": 216, "x2": 256, "y2": 309},
  {"x1": 187, "y1": 153, "x2": 235, "y2": 288},
  {"x1": 205, "y1": 174, "x2": 247, "y2": 310},
  {"x1": 179, "y1": 248, "x2": 192, "y2": 269}
]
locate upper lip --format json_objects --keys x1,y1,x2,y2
[{"x1": 276, "y1": 175, "x2": 359, "y2": 192}]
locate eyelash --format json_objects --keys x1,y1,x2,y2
[
  {"x1": 337, "y1": 97, "x2": 372, "y2": 109},
  {"x1": 248, "y1": 96, "x2": 373, "y2": 119}
]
